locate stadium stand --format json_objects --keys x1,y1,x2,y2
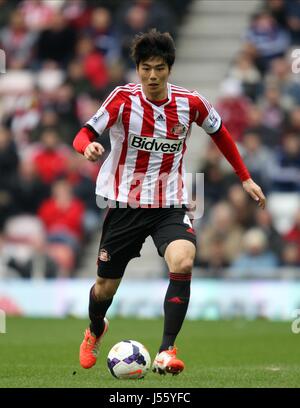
[{"x1": 0, "y1": 0, "x2": 299, "y2": 280}]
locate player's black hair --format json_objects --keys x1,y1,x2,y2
[{"x1": 131, "y1": 29, "x2": 176, "y2": 69}]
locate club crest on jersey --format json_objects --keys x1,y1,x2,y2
[{"x1": 171, "y1": 123, "x2": 186, "y2": 136}]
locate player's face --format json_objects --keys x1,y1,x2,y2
[{"x1": 137, "y1": 57, "x2": 170, "y2": 101}]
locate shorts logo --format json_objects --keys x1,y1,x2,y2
[
  {"x1": 129, "y1": 134, "x2": 183, "y2": 154},
  {"x1": 98, "y1": 248, "x2": 111, "y2": 262},
  {"x1": 171, "y1": 123, "x2": 186, "y2": 136},
  {"x1": 183, "y1": 214, "x2": 193, "y2": 228}
]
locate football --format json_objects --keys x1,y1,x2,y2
[{"x1": 107, "y1": 340, "x2": 151, "y2": 379}]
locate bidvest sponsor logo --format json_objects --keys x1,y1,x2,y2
[{"x1": 129, "y1": 134, "x2": 183, "y2": 154}]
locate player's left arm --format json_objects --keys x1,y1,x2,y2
[{"x1": 193, "y1": 94, "x2": 266, "y2": 209}]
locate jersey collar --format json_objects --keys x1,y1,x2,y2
[{"x1": 140, "y1": 83, "x2": 172, "y2": 107}]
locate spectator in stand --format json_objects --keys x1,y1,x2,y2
[
  {"x1": 36, "y1": 10, "x2": 77, "y2": 68},
  {"x1": 75, "y1": 35, "x2": 109, "y2": 91},
  {"x1": 1, "y1": 214, "x2": 58, "y2": 278},
  {"x1": 0, "y1": 8, "x2": 37, "y2": 69},
  {"x1": 0, "y1": 127, "x2": 19, "y2": 230},
  {"x1": 280, "y1": 242, "x2": 300, "y2": 267},
  {"x1": 0, "y1": 127, "x2": 19, "y2": 183},
  {"x1": 286, "y1": 0, "x2": 300, "y2": 45},
  {"x1": 241, "y1": 131, "x2": 275, "y2": 192},
  {"x1": 258, "y1": 84, "x2": 288, "y2": 132},
  {"x1": 199, "y1": 162, "x2": 235, "y2": 207},
  {"x1": 244, "y1": 104, "x2": 281, "y2": 148},
  {"x1": 66, "y1": 59, "x2": 94, "y2": 97},
  {"x1": 50, "y1": 83, "x2": 81, "y2": 145},
  {"x1": 67, "y1": 153, "x2": 103, "y2": 238},
  {"x1": 29, "y1": 108, "x2": 60, "y2": 143},
  {"x1": 84, "y1": 7, "x2": 120, "y2": 64},
  {"x1": 117, "y1": 4, "x2": 150, "y2": 69},
  {"x1": 105, "y1": 60, "x2": 128, "y2": 94},
  {"x1": 227, "y1": 184, "x2": 256, "y2": 229},
  {"x1": 243, "y1": 10, "x2": 290, "y2": 74},
  {"x1": 265, "y1": 0, "x2": 288, "y2": 29},
  {"x1": 228, "y1": 51, "x2": 262, "y2": 102},
  {"x1": 15, "y1": 159, "x2": 50, "y2": 215},
  {"x1": 196, "y1": 235, "x2": 231, "y2": 278},
  {"x1": 0, "y1": 0, "x2": 19, "y2": 28},
  {"x1": 265, "y1": 57, "x2": 300, "y2": 107},
  {"x1": 196, "y1": 142, "x2": 237, "y2": 207},
  {"x1": 283, "y1": 208, "x2": 300, "y2": 263},
  {"x1": 19, "y1": 0, "x2": 56, "y2": 32},
  {"x1": 117, "y1": 0, "x2": 175, "y2": 36},
  {"x1": 269, "y1": 131, "x2": 300, "y2": 192},
  {"x1": 137, "y1": 0, "x2": 175, "y2": 36},
  {"x1": 254, "y1": 207, "x2": 283, "y2": 255},
  {"x1": 231, "y1": 228, "x2": 279, "y2": 276},
  {"x1": 287, "y1": 106, "x2": 300, "y2": 134},
  {"x1": 216, "y1": 78, "x2": 251, "y2": 142},
  {"x1": 35, "y1": 60, "x2": 65, "y2": 94},
  {"x1": 38, "y1": 178, "x2": 85, "y2": 276},
  {"x1": 198, "y1": 201, "x2": 244, "y2": 266},
  {"x1": 8, "y1": 89, "x2": 41, "y2": 148},
  {"x1": 30, "y1": 127, "x2": 72, "y2": 185},
  {"x1": 62, "y1": 0, "x2": 92, "y2": 31}
]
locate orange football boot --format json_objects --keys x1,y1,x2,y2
[
  {"x1": 152, "y1": 346, "x2": 184, "y2": 375},
  {"x1": 79, "y1": 318, "x2": 109, "y2": 369}
]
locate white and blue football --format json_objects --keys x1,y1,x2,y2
[{"x1": 107, "y1": 340, "x2": 151, "y2": 379}]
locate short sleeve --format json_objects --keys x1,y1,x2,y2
[
  {"x1": 86, "y1": 87, "x2": 124, "y2": 135},
  {"x1": 192, "y1": 91, "x2": 222, "y2": 134}
]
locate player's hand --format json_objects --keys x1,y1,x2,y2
[
  {"x1": 242, "y1": 178, "x2": 266, "y2": 209},
  {"x1": 84, "y1": 142, "x2": 105, "y2": 161}
]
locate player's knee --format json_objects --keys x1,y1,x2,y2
[
  {"x1": 94, "y1": 277, "x2": 119, "y2": 300},
  {"x1": 173, "y1": 257, "x2": 194, "y2": 274}
]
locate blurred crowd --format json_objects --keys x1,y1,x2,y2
[
  {"x1": 194, "y1": 0, "x2": 300, "y2": 277},
  {"x1": 0, "y1": 0, "x2": 190, "y2": 278},
  {"x1": 0, "y1": 0, "x2": 299, "y2": 279}
]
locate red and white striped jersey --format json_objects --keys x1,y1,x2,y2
[{"x1": 86, "y1": 82, "x2": 221, "y2": 207}]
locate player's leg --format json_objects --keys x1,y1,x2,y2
[
  {"x1": 151, "y1": 208, "x2": 196, "y2": 375},
  {"x1": 152, "y1": 239, "x2": 195, "y2": 375},
  {"x1": 80, "y1": 270, "x2": 126, "y2": 369},
  {"x1": 80, "y1": 207, "x2": 147, "y2": 369},
  {"x1": 160, "y1": 239, "x2": 195, "y2": 353},
  {"x1": 89, "y1": 276, "x2": 121, "y2": 337}
]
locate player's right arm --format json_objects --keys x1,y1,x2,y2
[
  {"x1": 192, "y1": 91, "x2": 266, "y2": 209},
  {"x1": 73, "y1": 87, "x2": 124, "y2": 162}
]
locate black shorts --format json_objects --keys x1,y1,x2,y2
[{"x1": 97, "y1": 207, "x2": 197, "y2": 279}]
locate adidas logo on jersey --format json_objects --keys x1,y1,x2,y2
[
  {"x1": 156, "y1": 114, "x2": 165, "y2": 121},
  {"x1": 129, "y1": 134, "x2": 183, "y2": 154}
]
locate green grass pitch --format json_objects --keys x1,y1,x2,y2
[{"x1": 0, "y1": 317, "x2": 299, "y2": 388}]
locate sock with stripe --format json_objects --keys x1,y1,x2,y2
[
  {"x1": 159, "y1": 272, "x2": 191, "y2": 352},
  {"x1": 88, "y1": 284, "x2": 112, "y2": 337}
]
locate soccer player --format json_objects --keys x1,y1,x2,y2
[{"x1": 73, "y1": 29, "x2": 266, "y2": 375}]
